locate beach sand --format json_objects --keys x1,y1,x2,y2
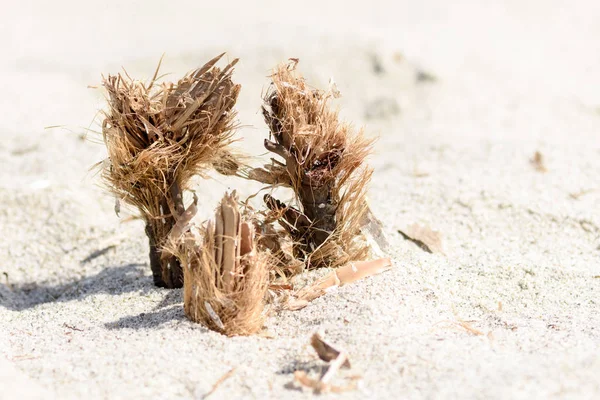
[{"x1": 1, "y1": 1, "x2": 599, "y2": 398}]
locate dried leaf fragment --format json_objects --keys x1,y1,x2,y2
[
  {"x1": 530, "y1": 151, "x2": 547, "y2": 172},
  {"x1": 292, "y1": 334, "x2": 356, "y2": 394},
  {"x1": 569, "y1": 188, "x2": 597, "y2": 200},
  {"x1": 311, "y1": 333, "x2": 351, "y2": 368},
  {"x1": 398, "y1": 223, "x2": 445, "y2": 254}
]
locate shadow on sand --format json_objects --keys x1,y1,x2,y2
[
  {"x1": 104, "y1": 289, "x2": 187, "y2": 330},
  {"x1": 1, "y1": 263, "x2": 190, "y2": 330},
  {"x1": 0, "y1": 263, "x2": 148, "y2": 311}
]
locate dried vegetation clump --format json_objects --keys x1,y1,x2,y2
[
  {"x1": 176, "y1": 192, "x2": 270, "y2": 336},
  {"x1": 98, "y1": 55, "x2": 393, "y2": 336},
  {"x1": 248, "y1": 61, "x2": 375, "y2": 270},
  {"x1": 101, "y1": 54, "x2": 241, "y2": 288}
]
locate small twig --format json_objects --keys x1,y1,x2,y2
[
  {"x1": 11, "y1": 145, "x2": 39, "y2": 156},
  {"x1": 569, "y1": 188, "x2": 597, "y2": 200},
  {"x1": 320, "y1": 352, "x2": 349, "y2": 385},
  {"x1": 63, "y1": 323, "x2": 84, "y2": 332},
  {"x1": 398, "y1": 224, "x2": 444, "y2": 254},
  {"x1": 457, "y1": 320, "x2": 484, "y2": 336},
  {"x1": 2, "y1": 272, "x2": 11, "y2": 290},
  {"x1": 80, "y1": 245, "x2": 117, "y2": 264},
  {"x1": 11, "y1": 355, "x2": 41, "y2": 361},
  {"x1": 201, "y1": 368, "x2": 235, "y2": 399}
]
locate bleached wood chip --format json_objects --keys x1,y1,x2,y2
[
  {"x1": 292, "y1": 258, "x2": 392, "y2": 306},
  {"x1": 398, "y1": 223, "x2": 445, "y2": 254}
]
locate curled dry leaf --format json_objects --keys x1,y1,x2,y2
[
  {"x1": 311, "y1": 333, "x2": 351, "y2": 368},
  {"x1": 398, "y1": 223, "x2": 445, "y2": 254},
  {"x1": 292, "y1": 333, "x2": 355, "y2": 394}
]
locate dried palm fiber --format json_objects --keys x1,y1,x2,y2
[
  {"x1": 247, "y1": 60, "x2": 374, "y2": 269},
  {"x1": 176, "y1": 191, "x2": 269, "y2": 336},
  {"x1": 101, "y1": 53, "x2": 241, "y2": 288}
]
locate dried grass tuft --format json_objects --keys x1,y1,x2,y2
[
  {"x1": 177, "y1": 192, "x2": 270, "y2": 336},
  {"x1": 246, "y1": 60, "x2": 374, "y2": 269},
  {"x1": 100, "y1": 53, "x2": 241, "y2": 288}
]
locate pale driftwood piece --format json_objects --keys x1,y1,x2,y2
[{"x1": 286, "y1": 258, "x2": 392, "y2": 309}]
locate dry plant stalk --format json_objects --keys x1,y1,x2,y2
[
  {"x1": 248, "y1": 60, "x2": 374, "y2": 269},
  {"x1": 178, "y1": 192, "x2": 269, "y2": 336},
  {"x1": 286, "y1": 257, "x2": 392, "y2": 310},
  {"x1": 101, "y1": 53, "x2": 241, "y2": 288}
]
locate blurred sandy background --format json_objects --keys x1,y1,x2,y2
[{"x1": 1, "y1": 1, "x2": 599, "y2": 399}]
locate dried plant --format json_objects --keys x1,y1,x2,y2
[
  {"x1": 101, "y1": 53, "x2": 241, "y2": 288},
  {"x1": 247, "y1": 60, "x2": 374, "y2": 269},
  {"x1": 175, "y1": 192, "x2": 270, "y2": 336}
]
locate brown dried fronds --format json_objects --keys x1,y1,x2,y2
[
  {"x1": 247, "y1": 60, "x2": 374, "y2": 269},
  {"x1": 178, "y1": 192, "x2": 270, "y2": 336},
  {"x1": 246, "y1": 201, "x2": 304, "y2": 278},
  {"x1": 101, "y1": 53, "x2": 241, "y2": 288}
]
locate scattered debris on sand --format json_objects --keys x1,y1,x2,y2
[{"x1": 291, "y1": 333, "x2": 357, "y2": 393}]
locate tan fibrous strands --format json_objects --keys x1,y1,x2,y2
[
  {"x1": 101, "y1": 53, "x2": 241, "y2": 288},
  {"x1": 176, "y1": 192, "x2": 270, "y2": 336},
  {"x1": 247, "y1": 60, "x2": 374, "y2": 269}
]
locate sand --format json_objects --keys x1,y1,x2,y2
[{"x1": 1, "y1": 0, "x2": 599, "y2": 398}]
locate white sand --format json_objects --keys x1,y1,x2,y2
[{"x1": 1, "y1": 0, "x2": 600, "y2": 398}]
